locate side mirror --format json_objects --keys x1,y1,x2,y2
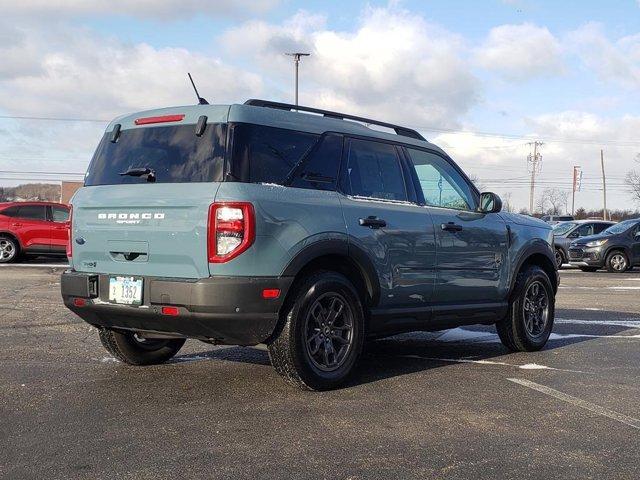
[{"x1": 478, "y1": 192, "x2": 502, "y2": 213}]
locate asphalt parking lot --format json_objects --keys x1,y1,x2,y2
[{"x1": 1, "y1": 265, "x2": 639, "y2": 479}]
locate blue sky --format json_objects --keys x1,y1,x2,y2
[{"x1": 1, "y1": 0, "x2": 639, "y2": 211}]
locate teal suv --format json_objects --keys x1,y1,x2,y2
[{"x1": 61, "y1": 100, "x2": 558, "y2": 390}]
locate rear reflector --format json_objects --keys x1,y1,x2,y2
[
  {"x1": 134, "y1": 114, "x2": 185, "y2": 125},
  {"x1": 161, "y1": 306, "x2": 180, "y2": 316},
  {"x1": 262, "y1": 289, "x2": 281, "y2": 299},
  {"x1": 73, "y1": 298, "x2": 86, "y2": 307}
]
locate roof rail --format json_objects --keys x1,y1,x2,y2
[{"x1": 244, "y1": 99, "x2": 426, "y2": 141}]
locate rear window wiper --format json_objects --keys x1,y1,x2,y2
[{"x1": 119, "y1": 167, "x2": 156, "y2": 182}]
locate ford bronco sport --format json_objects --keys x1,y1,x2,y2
[{"x1": 61, "y1": 99, "x2": 558, "y2": 390}]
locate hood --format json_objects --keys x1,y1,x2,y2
[
  {"x1": 499, "y1": 212, "x2": 550, "y2": 229},
  {"x1": 570, "y1": 232, "x2": 613, "y2": 246}
]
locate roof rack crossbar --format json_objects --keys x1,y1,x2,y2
[{"x1": 244, "y1": 99, "x2": 426, "y2": 141}]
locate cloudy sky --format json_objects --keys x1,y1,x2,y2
[{"x1": 1, "y1": 0, "x2": 639, "y2": 211}]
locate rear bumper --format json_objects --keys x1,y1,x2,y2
[{"x1": 61, "y1": 271, "x2": 293, "y2": 345}]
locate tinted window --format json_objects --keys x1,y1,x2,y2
[
  {"x1": 231, "y1": 124, "x2": 318, "y2": 185},
  {"x1": 575, "y1": 224, "x2": 594, "y2": 237},
  {"x1": 85, "y1": 124, "x2": 227, "y2": 186},
  {"x1": 594, "y1": 223, "x2": 611, "y2": 234},
  {"x1": 52, "y1": 206, "x2": 69, "y2": 222},
  {"x1": 407, "y1": 149, "x2": 476, "y2": 210},
  {"x1": 290, "y1": 134, "x2": 342, "y2": 191},
  {"x1": 17, "y1": 205, "x2": 46, "y2": 221},
  {"x1": 344, "y1": 139, "x2": 407, "y2": 201},
  {"x1": 0, "y1": 206, "x2": 19, "y2": 217}
]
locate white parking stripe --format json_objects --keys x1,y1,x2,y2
[
  {"x1": 507, "y1": 378, "x2": 640, "y2": 430},
  {"x1": 0, "y1": 263, "x2": 68, "y2": 268},
  {"x1": 559, "y1": 286, "x2": 640, "y2": 290},
  {"x1": 556, "y1": 318, "x2": 640, "y2": 329}
]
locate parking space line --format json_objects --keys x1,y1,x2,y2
[
  {"x1": 0, "y1": 264, "x2": 68, "y2": 268},
  {"x1": 556, "y1": 318, "x2": 640, "y2": 329},
  {"x1": 399, "y1": 355, "x2": 590, "y2": 374},
  {"x1": 507, "y1": 378, "x2": 640, "y2": 430}
]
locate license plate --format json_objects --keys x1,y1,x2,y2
[{"x1": 108, "y1": 276, "x2": 143, "y2": 305}]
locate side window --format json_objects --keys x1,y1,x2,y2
[
  {"x1": 593, "y1": 223, "x2": 609, "y2": 234},
  {"x1": 52, "y1": 206, "x2": 70, "y2": 222},
  {"x1": 16, "y1": 205, "x2": 46, "y2": 221},
  {"x1": 343, "y1": 138, "x2": 407, "y2": 201},
  {"x1": 575, "y1": 224, "x2": 594, "y2": 237},
  {"x1": 231, "y1": 124, "x2": 318, "y2": 185},
  {"x1": 0, "y1": 206, "x2": 20, "y2": 217},
  {"x1": 290, "y1": 134, "x2": 342, "y2": 191},
  {"x1": 406, "y1": 148, "x2": 476, "y2": 210}
]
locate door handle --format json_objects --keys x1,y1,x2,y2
[
  {"x1": 359, "y1": 216, "x2": 387, "y2": 229},
  {"x1": 54, "y1": 226, "x2": 67, "y2": 230},
  {"x1": 11, "y1": 223, "x2": 22, "y2": 227},
  {"x1": 441, "y1": 222, "x2": 463, "y2": 232}
]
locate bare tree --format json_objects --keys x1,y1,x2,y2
[
  {"x1": 501, "y1": 192, "x2": 514, "y2": 213},
  {"x1": 467, "y1": 174, "x2": 485, "y2": 192},
  {"x1": 624, "y1": 154, "x2": 640, "y2": 204},
  {"x1": 538, "y1": 187, "x2": 569, "y2": 215}
]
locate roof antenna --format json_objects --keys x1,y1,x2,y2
[{"x1": 188, "y1": 73, "x2": 209, "y2": 105}]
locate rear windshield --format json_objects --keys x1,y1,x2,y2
[{"x1": 85, "y1": 124, "x2": 226, "y2": 186}]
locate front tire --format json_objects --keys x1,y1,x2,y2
[
  {"x1": 497, "y1": 265, "x2": 555, "y2": 352},
  {"x1": 606, "y1": 250, "x2": 629, "y2": 273},
  {"x1": 98, "y1": 328, "x2": 185, "y2": 365},
  {"x1": 0, "y1": 235, "x2": 18, "y2": 263},
  {"x1": 268, "y1": 271, "x2": 365, "y2": 391}
]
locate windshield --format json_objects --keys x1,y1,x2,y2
[
  {"x1": 553, "y1": 222, "x2": 577, "y2": 236},
  {"x1": 85, "y1": 124, "x2": 226, "y2": 186},
  {"x1": 602, "y1": 220, "x2": 637, "y2": 235}
]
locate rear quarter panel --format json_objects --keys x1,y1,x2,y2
[{"x1": 211, "y1": 183, "x2": 347, "y2": 277}]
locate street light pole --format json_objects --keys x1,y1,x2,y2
[{"x1": 285, "y1": 52, "x2": 310, "y2": 106}]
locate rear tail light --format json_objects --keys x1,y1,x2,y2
[
  {"x1": 161, "y1": 306, "x2": 180, "y2": 316},
  {"x1": 66, "y1": 205, "x2": 73, "y2": 258},
  {"x1": 208, "y1": 202, "x2": 255, "y2": 263}
]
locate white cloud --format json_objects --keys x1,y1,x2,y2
[
  {"x1": 475, "y1": 23, "x2": 564, "y2": 81},
  {"x1": 434, "y1": 111, "x2": 640, "y2": 211},
  {"x1": 221, "y1": 6, "x2": 480, "y2": 128},
  {"x1": 567, "y1": 22, "x2": 640, "y2": 89},
  {"x1": 0, "y1": 0, "x2": 279, "y2": 19},
  {"x1": 0, "y1": 25, "x2": 263, "y2": 118}
]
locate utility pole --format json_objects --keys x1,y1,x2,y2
[
  {"x1": 601, "y1": 149, "x2": 608, "y2": 221},
  {"x1": 572, "y1": 165, "x2": 582, "y2": 216},
  {"x1": 285, "y1": 52, "x2": 310, "y2": 106},
  {"x1": 527, "y1": 141, "x2": 543, "y2": 214}
]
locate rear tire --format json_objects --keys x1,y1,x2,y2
[
  {"x1": 579, "y1": 267, "x2": 599, "y2": 272},
  {"x1": 98, "y1": 328, "x2": 185, "y2": 365},
  {"x1": 606, "y1": 250, "x2": 629, "y2": 273},
  {"x1": 267, "y1": 271, "x2": 365, "y2": 391},
  {"x1": 497, "y1": 265, "x2": 555, "y2": 352},
  {"x1": 0, "y1": 235, "x2": 19, "y2": 263}
]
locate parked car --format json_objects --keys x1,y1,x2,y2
[
  {"x1": 61, "y1": 99, "x2": 558, "y2": 390},
  {"x1": 0, "y1": 201, "x2": 70, "y2": 263},
  {"x1": 569, "y1": 218, "x2": 640, "y2": 272},
  {"x1": 541, "y1": 214, "x2": 574, "y2": 225},
  {"x1": 553, "y1": 220, "x2": 615, "y2": 268}
]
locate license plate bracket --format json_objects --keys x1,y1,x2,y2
[{"x1": 108, "y1": 276, "x2": 143, "y2": 305}]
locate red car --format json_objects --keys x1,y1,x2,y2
[{"x1": 0, "y1": 201, "x2": 70, "y2": 263}]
